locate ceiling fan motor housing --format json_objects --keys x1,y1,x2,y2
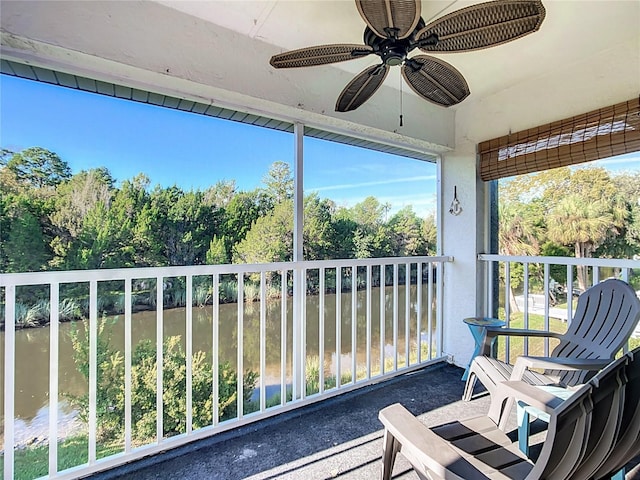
[{"x1": 363, "y1": 24, "x2": 423, "y2": 66}]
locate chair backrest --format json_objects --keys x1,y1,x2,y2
[
  {"x1": 548, "y1": 279, "x2": 640, "y2": 386},
  {"x1": 566, "y1": 354, "x2": 629, "y2": 480},
  {"x1": 592, "y1": 347, "x2": 640, "y2": 480},
  {"x1": 528, "y1": 355, "x2": 628, "y2": 480}
]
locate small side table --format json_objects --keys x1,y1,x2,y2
[
  {"x1": 516, "y1": 385, "x2": 575, "y2": 455},
  {"x1": 462, "y1": 317, "x2": 505, "y2": 381}
]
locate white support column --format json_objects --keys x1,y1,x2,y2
[
  {"x1": 440, "y1": 145, "x2": 489, "y2": 370},
  {"x1": 292, "y1": 123, "x2": 305, "y2": 399}
]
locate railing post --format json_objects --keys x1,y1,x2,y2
[
  {"x1": 48, "y1": 283, "x2": 59, "y2": 476},
  {"x1": 4, "y1": 285, "x2": 16, "y2": 480},
  {"x1": 155, "y1": 276, "x2": 163, "y2": 443},
  {"x1": 292, "y1": 267, "x2": 304, "y2": 400},
  {"x1": 89, "y1": 280, "x2": 98, "y2": 461},
  {"x1": 292, "y1": 122, "x2": 305, "y2": 401},
  {"x1": 436, "y1": 262, "x2": 444, "y2": 358}
]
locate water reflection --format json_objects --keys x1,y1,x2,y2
[{"x1": 2, "y1": 284, "x2": 435, "y2": 425}]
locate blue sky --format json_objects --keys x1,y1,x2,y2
[
  {"x1": 1, "y1": 75, "x2": 438, "y2": 216},
  {"x1": 1, "y1": 75, "x2": 638, "y2": 217}
]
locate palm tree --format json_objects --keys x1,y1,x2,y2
[
  {"x1": 546, "y1": 194, "x2": 626, "y2": 291},
  {"x1": 498, "y1": 202, "x2": 540, "y2": 311}
]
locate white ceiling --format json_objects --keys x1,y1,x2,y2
[
  {"x1": 155, "y1": 0, "x2": 640, "y2": 107},
  {"x1": 1, "y1": 0, "x2": 639, "y2": 153}
]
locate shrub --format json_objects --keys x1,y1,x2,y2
[{"x1": 68, "y1": 318, "x2": 257, "y2": 443}]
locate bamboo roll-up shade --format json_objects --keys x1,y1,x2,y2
[{"x1": 478, "y1": 97, "x2": 640, "y2": 181}]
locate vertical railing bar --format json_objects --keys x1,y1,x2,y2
[
  {"x1": 436, "y1": 262, "x2": 444, "y2": 358},
  {"x1": 523, "y1": 262, "x2": 529, "y2": 356},
  {"x1": 487, "y1": 260, "x2": 494, "y2": 317},
  {"x1": 427, "y1": 262, "x2": 433, "y2": 360},
  {"x1": 89, "y1": 280, "x2": 98, "y2": 462},
  {"x1": 319, "y1": 267, "x2": 325, "y2": 394},
  {"x1": 49, "y1": 282, "x2": 59, "y2": 476},
  {"x1": 543, "y1": 264, "x2": 550, "y2": 357},
  {"x1": 504, "y1": 262, "x2": 511, "y2": 364},
  {"x1": 405, "y1": 263, "x2": 410, "y2": 367},
  {"x1": 4, "y1": 285, "x2": 16, "y2": 480},
  {"x1": 212, "y1": 274, "x2": 220, "y2": 426},
  {"x1": 566, "y1": 265, "x2": 573, "y2": 326},
  {"x1": 393, "y1": 263, "x2": 398, "y2": 371},
  {"x1": 237, "y1": 274, "x2": 244, "y2": 419},
  {"x1": 336, "y1": 267, "x2": 342, "y2": 389},
  {"x1": 301, "y1": 268, "x2": 307, "y2": 398},
  {"x1": 366, "y1": 265, "x2": 372, "y2": 379},
  {"x1": 292, "y1": 268, "x2": 302, "y2": 400},
  {"x1": 416, "y1": 262, "x2": 422, "y2": 364},
  {"x1": 380, "y1": 265, "x2": 385, "y2": 374},
  {"x1": 280, "y1": 271, "x2": 287, "y2": 405},
  {"x1": 351, "y1": 266, "x2": 357, "y2": 383},
  {"x1": 124, "y1": 278, "x2": 132, "y2": 451},
  {"x1": 260, "y1": 271, "x2": 267, "y2": 412},
  {"x1": 156, "y1": 276, "x2": 163, "y2": 443},
  {"x1": 186, "y1": 275, "x2": 193, "y2": 434},
  {"x1": 593, "y1": 266, "x2": 600, "y2": 284},
  {"x1": 621, "y1": 268, "x2": 629, "y2": 283}
]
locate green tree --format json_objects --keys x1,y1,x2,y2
[
  {"x1": 596, "y1": 171, "x2": 640, "y2": 259},
  {"x1": 232, "y1": 200, "x2": 293, "y2": 264},
  {"x1": 498, "y1": 201, "x2": 540, "y2": 256},
  {"x1": 347, "y1": 196, "x2": 392, "y2": 258},
  {"x1": 500, "y1": 166, "x2": 629, "y2": 291},
  {"x1": 222, "y1": 190, "x2": 271, "y2": 254},
  {"x1": 7, "y1": 147, "x2": 71, "y2": 188},
  {"x1": 0, "y1": 148, "x2": 14, "y2": 166},
  {"x1": 303, "y1": 193, "x2": 335, "y2": 260},
  {"x1": 49, "y1": 168, "x2": 114, "y2": 266},
  {"x1": 69, "y1": 320, "x2": 257, "y2": 443},
  {"x1": 388, "y1": 206, "x2": 425, "y2": 256},
  {"x1": 148, "y1": 186, "x2": 222, "y2": 266},
  {"x1": 262, "y1": 160, "x2": 293, "y2": 204},
  {"x1": 329, "y1": 209, "x2": 357, "y2": 259},
  {"x1": 547, "y1": 194, "x2": 625, "y2": 290},
  {"x1": 204, "y1": 180, "x2": 237, "y2": 208},
  {"x1": 421, "y1": 214, "x2": 437, "y2": 255},
  {"x1": 205, "y1": 235, "x2": 228, "y2": 264},
  {"x1": 497, "y1": 200, "x2": 540, "y2": 311},
  {"x1": 4, "y1": 204, "x2": 50, "y2": 272}
]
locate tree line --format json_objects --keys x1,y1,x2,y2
[
  {"x1": 498, "y1": 165, "x2": 640, "y2": 291},
  {"x1": 0, "y1": 147, "x2": 437, "y2": 273}
]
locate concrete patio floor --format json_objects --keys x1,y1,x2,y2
[{"x1": 88, "y1": 363, "x2": 639, "y2": 480}]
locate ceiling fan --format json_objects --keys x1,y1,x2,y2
[{"x1": 269, "y1": 0, "x2": 546, "y2": 112}]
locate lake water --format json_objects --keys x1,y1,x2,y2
[{"x1": 1, "y1": 285, "x2": 433, "y2": 441}]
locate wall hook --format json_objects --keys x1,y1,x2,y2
[{"x1": 449, "y1": 186, "x2": 462, "y2": 216}]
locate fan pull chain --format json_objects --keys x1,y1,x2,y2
[{"x1": 399, "y1": 71, "x2": 404, "y2": 127}]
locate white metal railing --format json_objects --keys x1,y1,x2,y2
[
  {"x1": 0, "y1": 255, "x2": 450, "y2": 479},
  {"x1": 478, "y1": 254, "x2": 640, "y2": 364}
]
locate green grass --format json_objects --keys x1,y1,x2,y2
[
  {"x1": 1, "y1": 435, "x2": 122, "y2": 480},
  {"x1": 495, "y1": 312, "x2": 567, "y2": 362},
  {"x1": 496, "y1": 311, "x2": 640, "y2": 362}
]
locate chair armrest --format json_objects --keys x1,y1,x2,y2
[
  {"x1": 510, "y1": 356, "x2": 611, "y2": 378},
  {"x1": 379, "y1": 403, "x2": 483, "y2": 480},
  {"x1": 480, "y1": 328, "x2": 564, "y2": 355},
  {"x1": 487, "y1": 380, "x2": 570, "y2": 425}
]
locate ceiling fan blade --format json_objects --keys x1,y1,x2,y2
[
  {"x1": 270, "y1": 44, "x2": 373, "y2": 68},
  {"x1": 336, "y1": 64, "x2": 390, "y2": 112},
  {"x1": 356, "y1": 0, "x2": 422, "y2": 40},
  {"x1": 401, "y1": 55, "x2": 469, "y2": 107},
  {"x1": 416, "y1": 0, "x2": 545, "y2": 53}
]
